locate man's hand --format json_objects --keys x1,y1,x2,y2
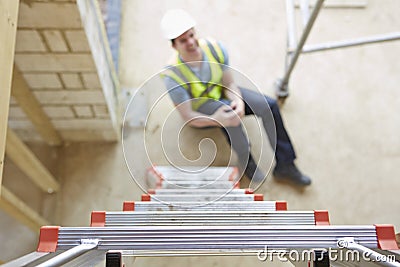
[
  {"x1": 212, "y1": 105, "x2": 241, "y2": 127},
  {"x1": 174, "y1": 101, "x2": 242, "y2": 128},
  {"x1": 230, "y1": 99, "x2": 245, "y2": 118}
]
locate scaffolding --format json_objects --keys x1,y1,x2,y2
[{"x1": 275, "y1": 0, "x2": 400, "y2": 100}]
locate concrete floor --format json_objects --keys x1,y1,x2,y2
[{"x1": 1, "y1": 0, "x2": 400, "y2": 266}]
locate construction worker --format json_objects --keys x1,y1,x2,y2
[{"x1": 159, "y1": 9, "x2": 311, "y2": 186}]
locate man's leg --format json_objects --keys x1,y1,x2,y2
[
  {"x1": 196, "y1": 99, "x2": 264, "y2": 182},
  {"x1": 240, "y1": 88, "x2": 296, "y2": 164},
  {"x1": 240, "y1": 88, "x2": 311, "y2": 186}
]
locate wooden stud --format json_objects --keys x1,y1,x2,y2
[
  {"x1": 0, "y1": 186, "x2": 49, "y2": 232},
  {"x1": 6, "y1": 128, "x2": 60, "y2": 193},
  {"x1": 0, "y1": 0, "x2": 20, "y2": 194}
]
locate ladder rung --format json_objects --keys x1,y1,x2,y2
[
  {"x1": 147, "y1": 166, "x2": 240, "y2": 189},
  {"x1": 157, "y1": 176, "x2": 235, "y2": 181},
  {"x1": 153, "y1": 166, "x2": 238, "y2": 175},
  {"x1": 122, "y1": 201, "x2": 285, "y2": 212},
  {"x1": 144, "y1": 194, "x2": 262, "y2": 202},
  {"x1": 45, "y1": 225, "x2": 379, "y2": 253},
  {"x1": 156, "y1": 181, "x2": 239, "y2": 189},
  {"x1": 148, "y1": 188, "x2": 253, "y2": 195},
  {"x1": 101, "y1": 211, "x2": 318, "y2": 226}
]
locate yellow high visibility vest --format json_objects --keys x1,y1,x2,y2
[{"x1": 161, "y1": 38, "x2": 226, "y2": 110}]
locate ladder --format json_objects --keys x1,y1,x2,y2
[{"x1": 3, "y1": 165, "x2": 399, "y2": 267}]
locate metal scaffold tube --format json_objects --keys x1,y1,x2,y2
[
  {"x1": 276, "y1": 0, "x2": 325, "y2": 98},
  {"x1": 299, "y1": 0, "x2": 310, "y2": 27},
  {"x1": 276, "y1": 1, "x2": 400, "y2": 101},
  {"x1": 301, "y1": 32, "x2": 400, "y2": 53},
  {"x1": 286, "y1": 0, "x2": 297, "y2": 50}
]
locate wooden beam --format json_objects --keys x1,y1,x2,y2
[
  {"x1": 6, "y1": 128, "x2": 60, "y2": 193},
  {"x1": 0, "y1": 0, "x2": 20, "y2": 195},
  {"x1": 11, "y1": 65, "x2": 63, "y2": 146},
  {"x1": 0, "y1": 186, "x2": 49, "y2": 232}
]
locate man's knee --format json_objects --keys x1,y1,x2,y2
[
  {"x1": 265, "y1": 96, "x2": 277, "y2": 107},
  {"x1": 265, "y1": 96, "x2": 280, "y2": 114},
  {"x1": 223, "y1": 127, "x2": 250, "y2": 153}
]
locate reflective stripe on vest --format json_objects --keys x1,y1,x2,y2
[{"x1": 161, "y1": 38, "x2": 225, "y2": 110}]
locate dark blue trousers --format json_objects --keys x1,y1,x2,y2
[{"x1": 197, "y1": 88, "x2": 296, "y2": 166}]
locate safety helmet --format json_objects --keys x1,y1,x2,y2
[{"x1": 160, "y1": 9, "x2": 196, "y2": 40}]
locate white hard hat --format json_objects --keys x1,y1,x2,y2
[{"x1": 160, "y1": 9, "x2": 196, "y2": 40}]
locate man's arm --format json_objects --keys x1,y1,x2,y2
[
  {"x1": 164, "y1": 75, "x2": 241, "y2": 128},
  {"x1": 175, "y1": 100, "x2": 241, "y2": 128},
  {"x1": 221, "y1": 69, "x2": 245, "y2": 118}
]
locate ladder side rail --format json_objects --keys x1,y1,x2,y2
[
  {"x1": 337, "y1": 237, "x2": 400, "y2": 267},
  {"x1": 36, "y1": 239, "x2": 99, "y2": 267}
]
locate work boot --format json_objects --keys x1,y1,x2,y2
[
  {"x1": 273, "y1": 162, "x2": 311, "y2": 186},
  {"x1": 239, "y1": 155, "x2": 266, "y2": 184}
]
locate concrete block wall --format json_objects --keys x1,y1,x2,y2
[{"x1": 9, "y1": 0, "x2": 119, "y2": 142}]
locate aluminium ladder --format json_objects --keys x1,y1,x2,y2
[{"x1": 2, "y1": 165, "x2": 399, "y2": 267}]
